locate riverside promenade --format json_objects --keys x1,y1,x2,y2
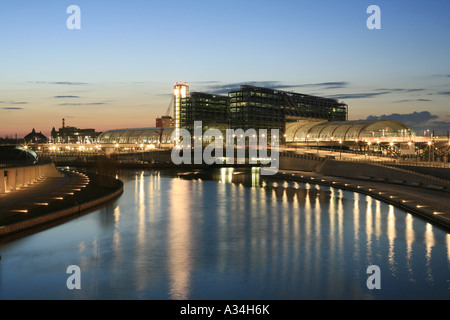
[
  {"x1": 1, "y1": 152, "x2": 448, "y2": 241},
  {"x1": 276, "y1": 148, "x2": 450, "y2": 232},
  {"x1": 274, "y1": 168, "x2": 450, "y2": 232},
  {"x1": 0, "y1": 164, "x2": 123, "y2": 240}
]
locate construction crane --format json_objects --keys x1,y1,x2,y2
[
  {"x1": 158, "y1": 96, "x2": 174, "y2": 148},
  {"x1": 165, "y1": 96, "x2": 174, "y2": 117}
]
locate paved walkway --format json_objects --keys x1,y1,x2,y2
[
  {"x1": 0, "y1": 170, "x2": 89, "y2": 225},
  {"x1": 276, "y1": 170, "x2": 450, "y2": 232}
]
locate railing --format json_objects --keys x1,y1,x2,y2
[
  {"x1": 280, "y1": 152, "x2": 325, "y2": 162},
  {"x1": 336, "y1": 156, "x2": 450, "y2": 168},
  {"x1": 281, "y1": 149, "x2": 450, "y2": 186}
]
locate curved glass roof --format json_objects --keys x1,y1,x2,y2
[
  {"x1": 286, "y1": 120, "x2": 415, "y2": 142},
  {"x1": 97, "y1": 128, "x2": 174, "y2": 144}
]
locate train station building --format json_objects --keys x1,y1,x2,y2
[{"x1": 97, "y1": 82, "x2": 415, "y2": 148}]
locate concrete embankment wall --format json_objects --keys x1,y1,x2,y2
[
  {"x1": 278, "y1": 154, "x2": 449, "y2": 189},
  {"x1": 316, "y1": 160, "x2": 449, "y2": 187},
  {"x1": 391, "y1": 165, "x2": 450, "y2": 181},
  {"x1": 317, "y1": 160, "x2": 408, "y2": 181},
  {"x1": 279, "y1": 154, "x2": 323, "y2": 172},
  {"x1": 0, "y1": 163, "x2": 63, "y2": 194},
  {"x1": 118, "y1": 151, "x2": 172, "y2": 163}
]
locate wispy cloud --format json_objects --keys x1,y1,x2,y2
[
  {"x1": 326, "y1": 87, "x2": 430, "y2": 100},
  {"x1": 437, "y1": 90, "x2": 450, "y2": 95},
  {"x1": 430, "y1": 120, "x2": 450, "y2": 127},
  {"x1": 0, "y1": 100, "x2": 28, "y2": 105},
  {"x1": 326, "y1": 91, "x2": 391, "y2": 100},
  {"x1": 59, "y1": 102, "x2": 108, "y2": 106},
  {"x1": 299, "y1": 81, "x2": 349, "y2": 88},
  {"x1": 54, "y1": 95, "x2": 80, "y2": 99},
  {"x1": 202, "y1": 81, "x2": 296, "y2": 94},
  {"x1": 405, "y1": 89, "x2": 425, "y2": 92},
  {"x1": 366, "y1": 111, "x2": 438, "y2": 125},
  {"x1": 2, "y1": 107, "x2": 24, "y2": 110},
  {"x1": 31, "y1": 81, "x2": 89, "y2": 86},
  {"x1": 192, "y1": 81, "x2": 220, "y2": 84},
  {"x1": 374, "y1": 88, "x2": 426, "y2": 93},
  {"x1": 201, "y1": 81, "x2": 349, "y2": 95},
  {"x1": 430, "y1": 74, "x2": 450, "y2": 78},
  {"x1": 393, "y1": 98, "x2": 432, "y2": 103},
  {"x1": 50, "y1": 81, "x2": 88, "y2": 85}
]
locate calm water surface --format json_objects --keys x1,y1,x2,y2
[{"x1": 0, "y1": 168, "x2": 449, "y2": 299}]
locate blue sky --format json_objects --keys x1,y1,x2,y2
[{"x1": 1, "y1": 0, "x2": 449, "y2": 137}]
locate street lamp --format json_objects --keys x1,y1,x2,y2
[
  {"x1": 428, "y1": 141, "x2": 432, "y2": 163},
  {"x1": 408, "y1": 141, "x2": 412, "y2": 162},
  {"x1": 447, "y1": 141, "x2": 450, "y2": 167},
  {"x1": 339, "y1": 139, "x2": 342, "y2": 160}
]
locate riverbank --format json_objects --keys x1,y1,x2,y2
[
  {"x1": 271, "y1": 169, "x2": 450, "y2": 233},
  {"x1": 1, "y1": 162, "x2": 448, "y2": 242},
  {"x1": 0, "y1": 169, "x2": 123, "y2": 241}
]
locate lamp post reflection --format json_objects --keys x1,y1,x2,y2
[{"x1": 168, "y1": 178, "x2": 193, "y2": 300}]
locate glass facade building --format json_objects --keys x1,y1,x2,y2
[
  {"x1": 99, "y1": 83, "x2": 354, "y2": 146},
  {"x1": 229, "y1": 85, "x2": 348, "y2": 139},
  {"x1": 285, "y1": 120, "x2": 415, "y2": 142},
  {"x1": 97, "y1": 128, "x2": 174, "y2": 145},
  {"x1": 180, "y1": 92, "x2": 229, "y2": 137}
]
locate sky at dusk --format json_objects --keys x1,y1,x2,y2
[{"x1": 1, "y1": 0, "x2": 449, "y2": 138}]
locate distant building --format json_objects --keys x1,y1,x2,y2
[
  {"x1": 228, "y1": 85, "x2": 348, "y2": 140},
  {"x1": 24, "y1": 128, "x2": 47, "y2": 143},
  {"x1": 173, "y1": 82, "x2": 189, "y2": 143},
  {"x1": 156, "y1": 116, "x2": 174, "y2": 128},
  {"x1": 180, "y1": 92, "x2": 229, "y2": 137},
  {"x1": 173, "y1": 83, "x2": 348, "y2": 143},
  {"x1": 97, "y1": 127, "x2": 173, "y2": 145},
  {"x1": 51, "y1": 119, "x2": 99, "y2": 143},
  {"x1": 0, "y1": 137, "x2": 19, "y2": 145},
  {"x1": 285, "y1": 120, "x2": 415, "y2": 143},
  {"x1": 99, "y1": 82, "x2": 350, "y2": 146}
]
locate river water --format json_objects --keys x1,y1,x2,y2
[{"x1": 0, "y1": 168, "x2": 449, "y2": 300}]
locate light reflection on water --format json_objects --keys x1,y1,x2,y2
[{"x1": 0, "y1": 168, "x2": 449, "y2": 300}]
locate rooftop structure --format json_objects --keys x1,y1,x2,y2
[
  {"x1": 51, "y1": 119, "x2": 98, "y2": 144},
  {"x1": 156, "y1": 116, "x2": 174, "y2": 128},
  {"x1": 24, "y1": 129, "x2": 47, "y2": 144},
  {"x1": 97, "y1": 127, "x2": 173, "y2": 145},
  {"x1": 285, "y1": 120, "x2": 415, "y2": 142}
]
